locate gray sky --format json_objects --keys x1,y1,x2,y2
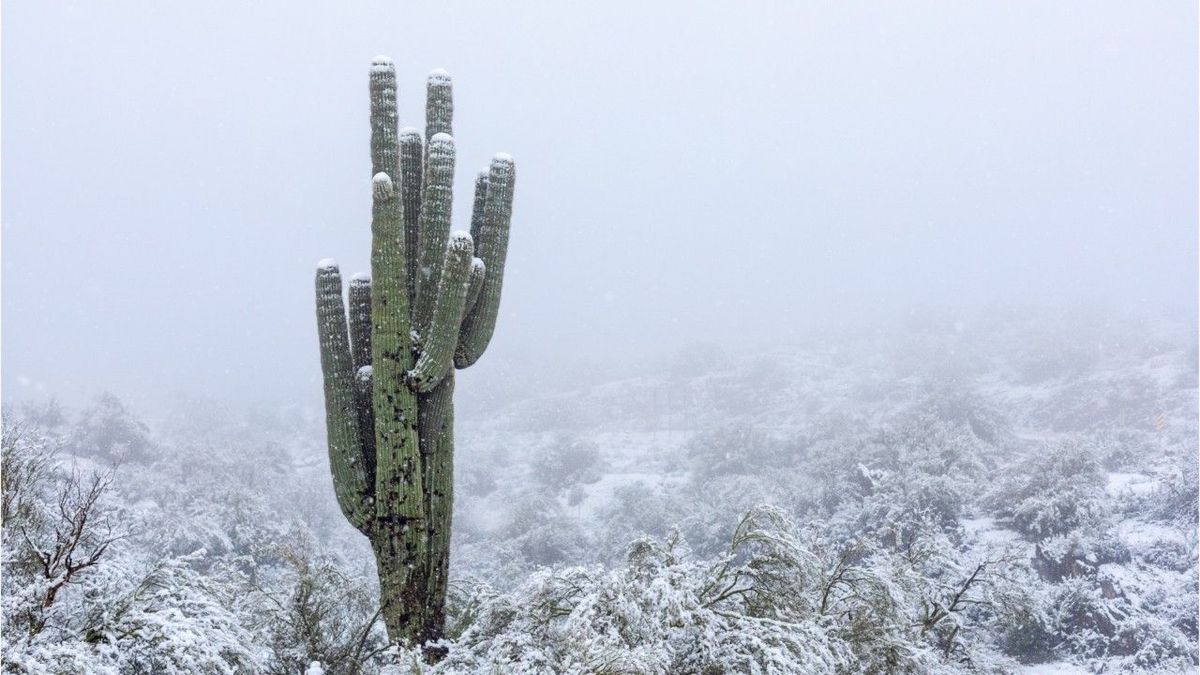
[{"x1": 3, "y1": 1, "x2": 1196, "y2": 411}]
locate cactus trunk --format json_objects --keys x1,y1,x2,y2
[
  {"x1": 312, "y1": 57, "x2": 515, "y2": 653},
  {"x1": 419, "y1": 376, "x2": 455, "y2": 646}
]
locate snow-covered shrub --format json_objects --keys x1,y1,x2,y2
[
  {"x1": 1, "y1": 418, "x2": 264, "y2": 673},
  {"x1": 68, "y1": 393, "x2": 154, "y2": 463},
  {"x1": 0, "y1": 414, "x2": 58, "y2": 534},
  {"x1": 990, "y1": 441, "x2": 1108, "y2": 539},
  {"x1": 73, "y1": 551, "x2": 263, "y2": 674},
  {"x1": 920, "y1": 389, "x2": 1014, "y2": 449},
  {"x1": 400, "y1": 509, "x2": 851, "y2": 673},
  {"x1": 806, "y1": 414, "x2": 989, "y2": 549},
  {"x1": 501, "y1": 493, "x2": 589, "y2": 566},
  {"x1": 597, "y1": 482, "x2": 676, "y2": 558},
  {"x1": 686, "y1": 424, "x2": 795, "y2": 481},
  {"x1": 1152, "y1": 445, "x2": 1199, "y2": 528},
  {"x1": 1032, "y1": 527, "x2": 1128, "y2": 583},
  {"x1": 249, "y1": 542, "x2": 387, "y2": 675},
  {"x1": 532, "y1": 434, "x2": 604, "y2": 491},
  {"x1": 1044, "y1": 577, "x2": 1119, "y2": 658},
  {"x1": 393, "y1": 507, "x2": 1025, "y2": 674}
]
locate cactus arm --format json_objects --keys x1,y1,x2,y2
[
  {"x1": 399, "y1": 128, "x2": 424, "y2": 309},
  {"x1": 455, "y1": 154, "x2": 515, "y2": 368},
  {"x1": 468, "y1": 170, "x2": 488, "y2": 247},
  {"x1": 348, "y1": 274, "x2": 373, "y2": 372},
  {"x1": 315, "y1": 261, "x2": 373, "y2": 534},
  {"x1": 370, "y1": 170, "x2": 422, "y2": 522},
  {"x1": 425, "y1": 69, "x2": 453, "y2": 141},
  {"x1": 348, "y1": 275, "x2": 377, "y2": 474},
  {"x1": 463, "y1": 257, "x2": 486, "y2": 318},
  {"x1": 369, "y1": 57, "x2": 400, "y2": 179},
  {"x1": 413, "y1": 133, "x2": 456, "y2": 337},
  {"x1": 355, "y1": 365, "x2": 377, "y2": 482},
  {"x1": 408, "y1": 232, "x2": 474, "y2": 393}
]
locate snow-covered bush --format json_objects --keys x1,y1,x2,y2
[
  {"x1": 532, "y1": 435, "x2": 604, "y2": 492},
  {"x1": 249, "y1": 542, "x2": 387, "y2": 675},
  {"x1": 67, "y1": 393, "x2": 154, "y2": 463},
  {"x1": 501, "y1": 493, "x2": 589, "y2": 567},
  {"x1": 1, "y1": 419, "x2": 263, "y2": 673},
  {"x1": 686, "y1": 424, "x2": 795, "y2": 481},
  {"x1": 1152, "y1": 445, "x2": 1199, "y2": 528},
  {"x1": 391, "y1": 507, "x2": 1025, "y2": 674},
  {"x1": 990, "y1": 441, "x2": 1108, "y2": 539}
]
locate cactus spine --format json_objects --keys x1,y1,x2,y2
[{"x1": 314, "y1": 57, "x2": 515, "y2": 649}]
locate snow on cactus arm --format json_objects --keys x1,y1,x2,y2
[
  {"x1": 468, "y1": 170, "x2": 488, "y2": 248},
  {"x1": 425, "y1": 69, "x2": 453, "y2": 141},
  {"x1": 409, "y1": 232, "x2": 475, "y2": 393},
  {"x1": 456, "y1": 153, "x2": 515, "y2": 368},
  {"x1": 314, "y1": 261, "x2": 372, "y2": 533},
  {"x1": 369, "y1": 57, "x2": 399, "y2": 180},
  {"x1": 399, "y1": 127, "x2": 424, "y2": 309},
  {"x1": 348, "y1": 273, "x2": 376, "y2": 479},
  {"x1": 414, "y1": 132, "x2": 456, "y2": 337},
  {"x1": 463, "y1": 257, "x2": 486, "y2": 317},
  {"x1": 355, "y1": 364, "x2": 376, "y2": 481},
  {"x1": 348, "y1": 274, "x2": 372, "y2": 373}
]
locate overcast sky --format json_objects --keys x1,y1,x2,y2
[{"x1": 3, "y1": 1, "x2": 1196, "y2": 411}]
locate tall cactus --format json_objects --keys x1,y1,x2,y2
[{"x1": 314, "y1": 57, "x2": 515, "y2": 649}]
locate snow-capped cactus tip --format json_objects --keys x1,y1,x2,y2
[
  {"x1": 317, "y1": 258, "x2": 338, "y2": 270},
  {"x1": 371, "y1": 55, "x2": 393, "y2": 66},
  {"x1": 350, "y1": 272, "x2": 371, "y2": 283},
  {"x1": 428, "y1": 68, "x2": 452, "y2": 82},
  {"x1": 493, "y1": 152, "x2": 514, "y2": 165},
  {"x1": 399, "y1": 126, "x2": 422, "y2": 139},
  {"x1": 429, "y1": 132, "x2": 454, "y2": 145},
  {"x1": 372, "y1": 172, "x2": 394, "y2": 199},
  {"x1": 450, "y1": 230, "x2": 473, "y2": 247}
]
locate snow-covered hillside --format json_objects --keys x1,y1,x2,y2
[{"x1": 3, "y1": 312, "x2": 1196, "y2": 673}]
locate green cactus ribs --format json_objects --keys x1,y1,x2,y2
[{"x1": 312, "y1": 56, "x2": 516, "y2": 652}]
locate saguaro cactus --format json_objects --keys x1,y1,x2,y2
[{"x1": 314, "y1": 57, "x2": 515, "y2": 648}]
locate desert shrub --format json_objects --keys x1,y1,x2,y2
[
  {"x1": 686, "y1": 424, "x2": 795, "y2": 481},
  {"x1": 532, "y1": 435, "x2": 604, "y2": 490},
  {"x1": 69, "y1": 393, "x2": 154, "y2": 463},
  {"x1": 1152, "y1": 447, "x2": 1199, "y2": 528},
  {"x1": 502, "y1": 493, "x2": 588, "y2": 567},
  {"x1": 988, "y1": 441, "x2": 1108, "y2": 539}
]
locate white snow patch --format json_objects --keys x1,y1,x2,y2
[
  {"x1": 1105, "y1": 472, "x2": 1155, "y2": 497},
  {"x1": 1117, "y1": 518, "x2": 1185, "y2": 549},
  {"x1": 316, "y1": 258, "x2": 338, "y2": 270},
  {"x1": 961, "y1": 517, "x2": 1023, "y2": 547},
  {"x1": 1021, "y1": 664, "x2": 1089, "y2": 675}
]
